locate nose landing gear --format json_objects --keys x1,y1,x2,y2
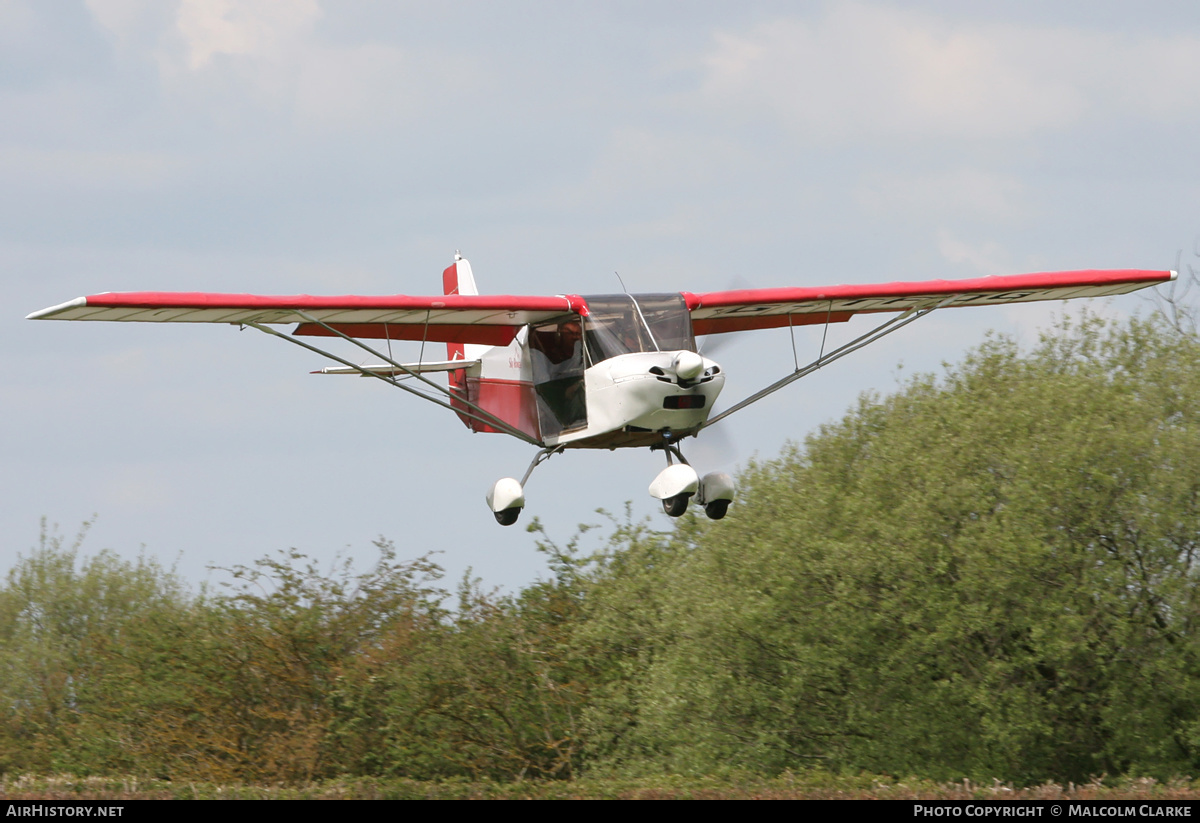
[
  {"x1": 649, "y1": 462, "x2": 699, "y2": 515},
  {"x1": 649, "y1": 437, "x2": 735, "y2": 520}
]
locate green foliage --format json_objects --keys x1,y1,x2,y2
[
  {"x1": 163, "y1": 542, "x2": 446, "y2": 782},
  {"x1": 0, "y1": 520, "x2": 191, "y2": 775},
  {"x1": 331, "y1": 526, "x2": 593, "y2": 780},
  {"x1": 13, "y1": 770, "x2": 1200, "y2": 800},
  {"x1": 574, "y1": 315, "x2": 1200, "y2": 782},
  {"x1": 6, "y1": 315, "x2": 1200, "y2": 785}
]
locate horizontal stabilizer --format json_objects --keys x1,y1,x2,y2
[{"x1": 312, "y1": 359, "x2": 480, "y2": 376}]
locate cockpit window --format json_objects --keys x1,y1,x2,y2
[
  {"x1": 529, "y1": 318, "x2": 587, "y2": 436},
  {"x1": 581, "y1": 293, "x2": 694, "y2": 365}
]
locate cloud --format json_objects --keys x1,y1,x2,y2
[
  {"x1": 174, "y1": 0, "x2": 320, "y2": 70},
  {"x1": 96, "y1": 463, "x2": 175, "y2": 509},
  {"x1": 698, "y1": 3, "x2": 1200, "y2": 143},
  {"x1": 84, "y1": 0, "x2": 169, "y2": 50},
  {"x1": 0, "y1": 146, "x2": 183, "y2": 191},
  {"x1": 857, "y1": 168, "x2": 1025, "y2": 222},
  {"x1": 936, "y1": 229, "x2": 1012, "y2": 274},
  {"x1": 580, "y1": 128, "x2": 754, "y2": 199},
  {"x1": 83, "y1": 0, "x2": 421, "y2": 131}
]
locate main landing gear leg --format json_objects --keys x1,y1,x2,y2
[
  {"x1": 487, "y1": 446, "x2": 563, "y2": 526},
  {"x1": 648, "y1": 437, "x2": 736, "y2": 520}
]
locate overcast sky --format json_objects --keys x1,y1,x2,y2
[{"x1": 4, "y1": 1, "x2": 1199, "y2": 594}]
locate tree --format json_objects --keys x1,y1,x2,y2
[
  {"x1": 333, "y1": 527, "x2": 594, "y2": 780},
  {"x1": 176, "y1": 542, "x2": 446, "y2": 782},
  {"x1": 577, "y1": 315, "x2": 1200, "y2": 783},
  {"x1": 0, "y1": 520, "x2": 191, "y2": 774}
]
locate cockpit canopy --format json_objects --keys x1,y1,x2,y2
[
  {"x1": 526, "y1": 294, "x2": 695, "y2": 438},
  {"x1": 580, "y1": 293, "x2": 695, "y2": 366}
]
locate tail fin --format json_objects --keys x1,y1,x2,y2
[
  {"x1": 439, "y1": 253, "x2": 538, "y2": 440},
  {"x1": 442, "y1": 254, "x2": 477, "y2": 424},
  {"x1": 442, "y1": 251, "x2": 478, "y2": 296},
  {"x1": 442, "y1": 252, "x2": 477, "y2": 368}
]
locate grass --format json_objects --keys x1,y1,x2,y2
[{"x1": 4, "y1": 772, "x2": 1200, "y2": 800}]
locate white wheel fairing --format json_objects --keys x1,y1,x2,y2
[
  {"x1": 649, "y1": 463, "x2": 700, "y2": 500},
  {"x1": 486, "y1": 477, "x2": 525, "y2": 513},
  {"x1": 698, "y1": 471, "x2": 735, "y2": 504}
]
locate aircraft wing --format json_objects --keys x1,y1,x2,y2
[
  {"x1": 684, "y1": 269, "x2": 1177, "y2": 335},
  {"x1": 27, "y1": 292, "x2": 588, "y2": 347}
]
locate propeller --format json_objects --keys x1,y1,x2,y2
[
  {"x1": 690, "y1": 414, "x2": 740, "y2": 474},
  {"x1": 691, "y1": 274, "x2": 756, "y2": 471},
  {"x1": 697, "y1": 274, "x2": 753, "y2": 360}
]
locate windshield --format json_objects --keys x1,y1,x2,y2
[{"x1": 581, "y1": 293, "x2": 694, "y2": 365}]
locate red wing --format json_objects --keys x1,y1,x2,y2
[
  {"x1": 27, "y1": 292, "x2": 588, "y2": 347},
  {"x1": 684, "y1": 269, "x2": 1176, "y2": 336}
]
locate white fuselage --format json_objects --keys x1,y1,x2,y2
[
  {"x1": 549, "y1": 350, "x2": 725, "y2": 448},
  {"x1": 455, "y1": 291, "x2": 724, "y2": 449}
]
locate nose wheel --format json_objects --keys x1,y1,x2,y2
[
  {"x1": 649, "y1": 438, "x2": 735, "y2": 520},
  {"x1": 662, "y1": 493, "x2": 691, "y2": 517}
]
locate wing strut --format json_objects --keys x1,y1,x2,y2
[
  {"x1": 700, "y1": 296, "x2": 955, "y2": 431},
  {"x1": 245, "y1": 315, "x2": 544, "y2": 447}
]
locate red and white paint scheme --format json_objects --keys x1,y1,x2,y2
[{"x1": 29, "y1": 256, "x2": 1176, "y2": 525}]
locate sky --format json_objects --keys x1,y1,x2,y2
[{"x1": 4, "y1": 0, "x2": 1199, "y2": 595}]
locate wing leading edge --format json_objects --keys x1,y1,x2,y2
[
  {"x1": 684, "y1": 269, "x2": 1177, "y2": 335},
  {"x1": 27, "y1": 269, "x2": 1175, "y2": 343},
  {"x1": 28, "y1": 292, "x2": 589, "y2": 347}
]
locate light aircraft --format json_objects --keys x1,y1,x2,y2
[{"x1": 28, "y1": 257, "x2": 1175, "y2": 525}]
